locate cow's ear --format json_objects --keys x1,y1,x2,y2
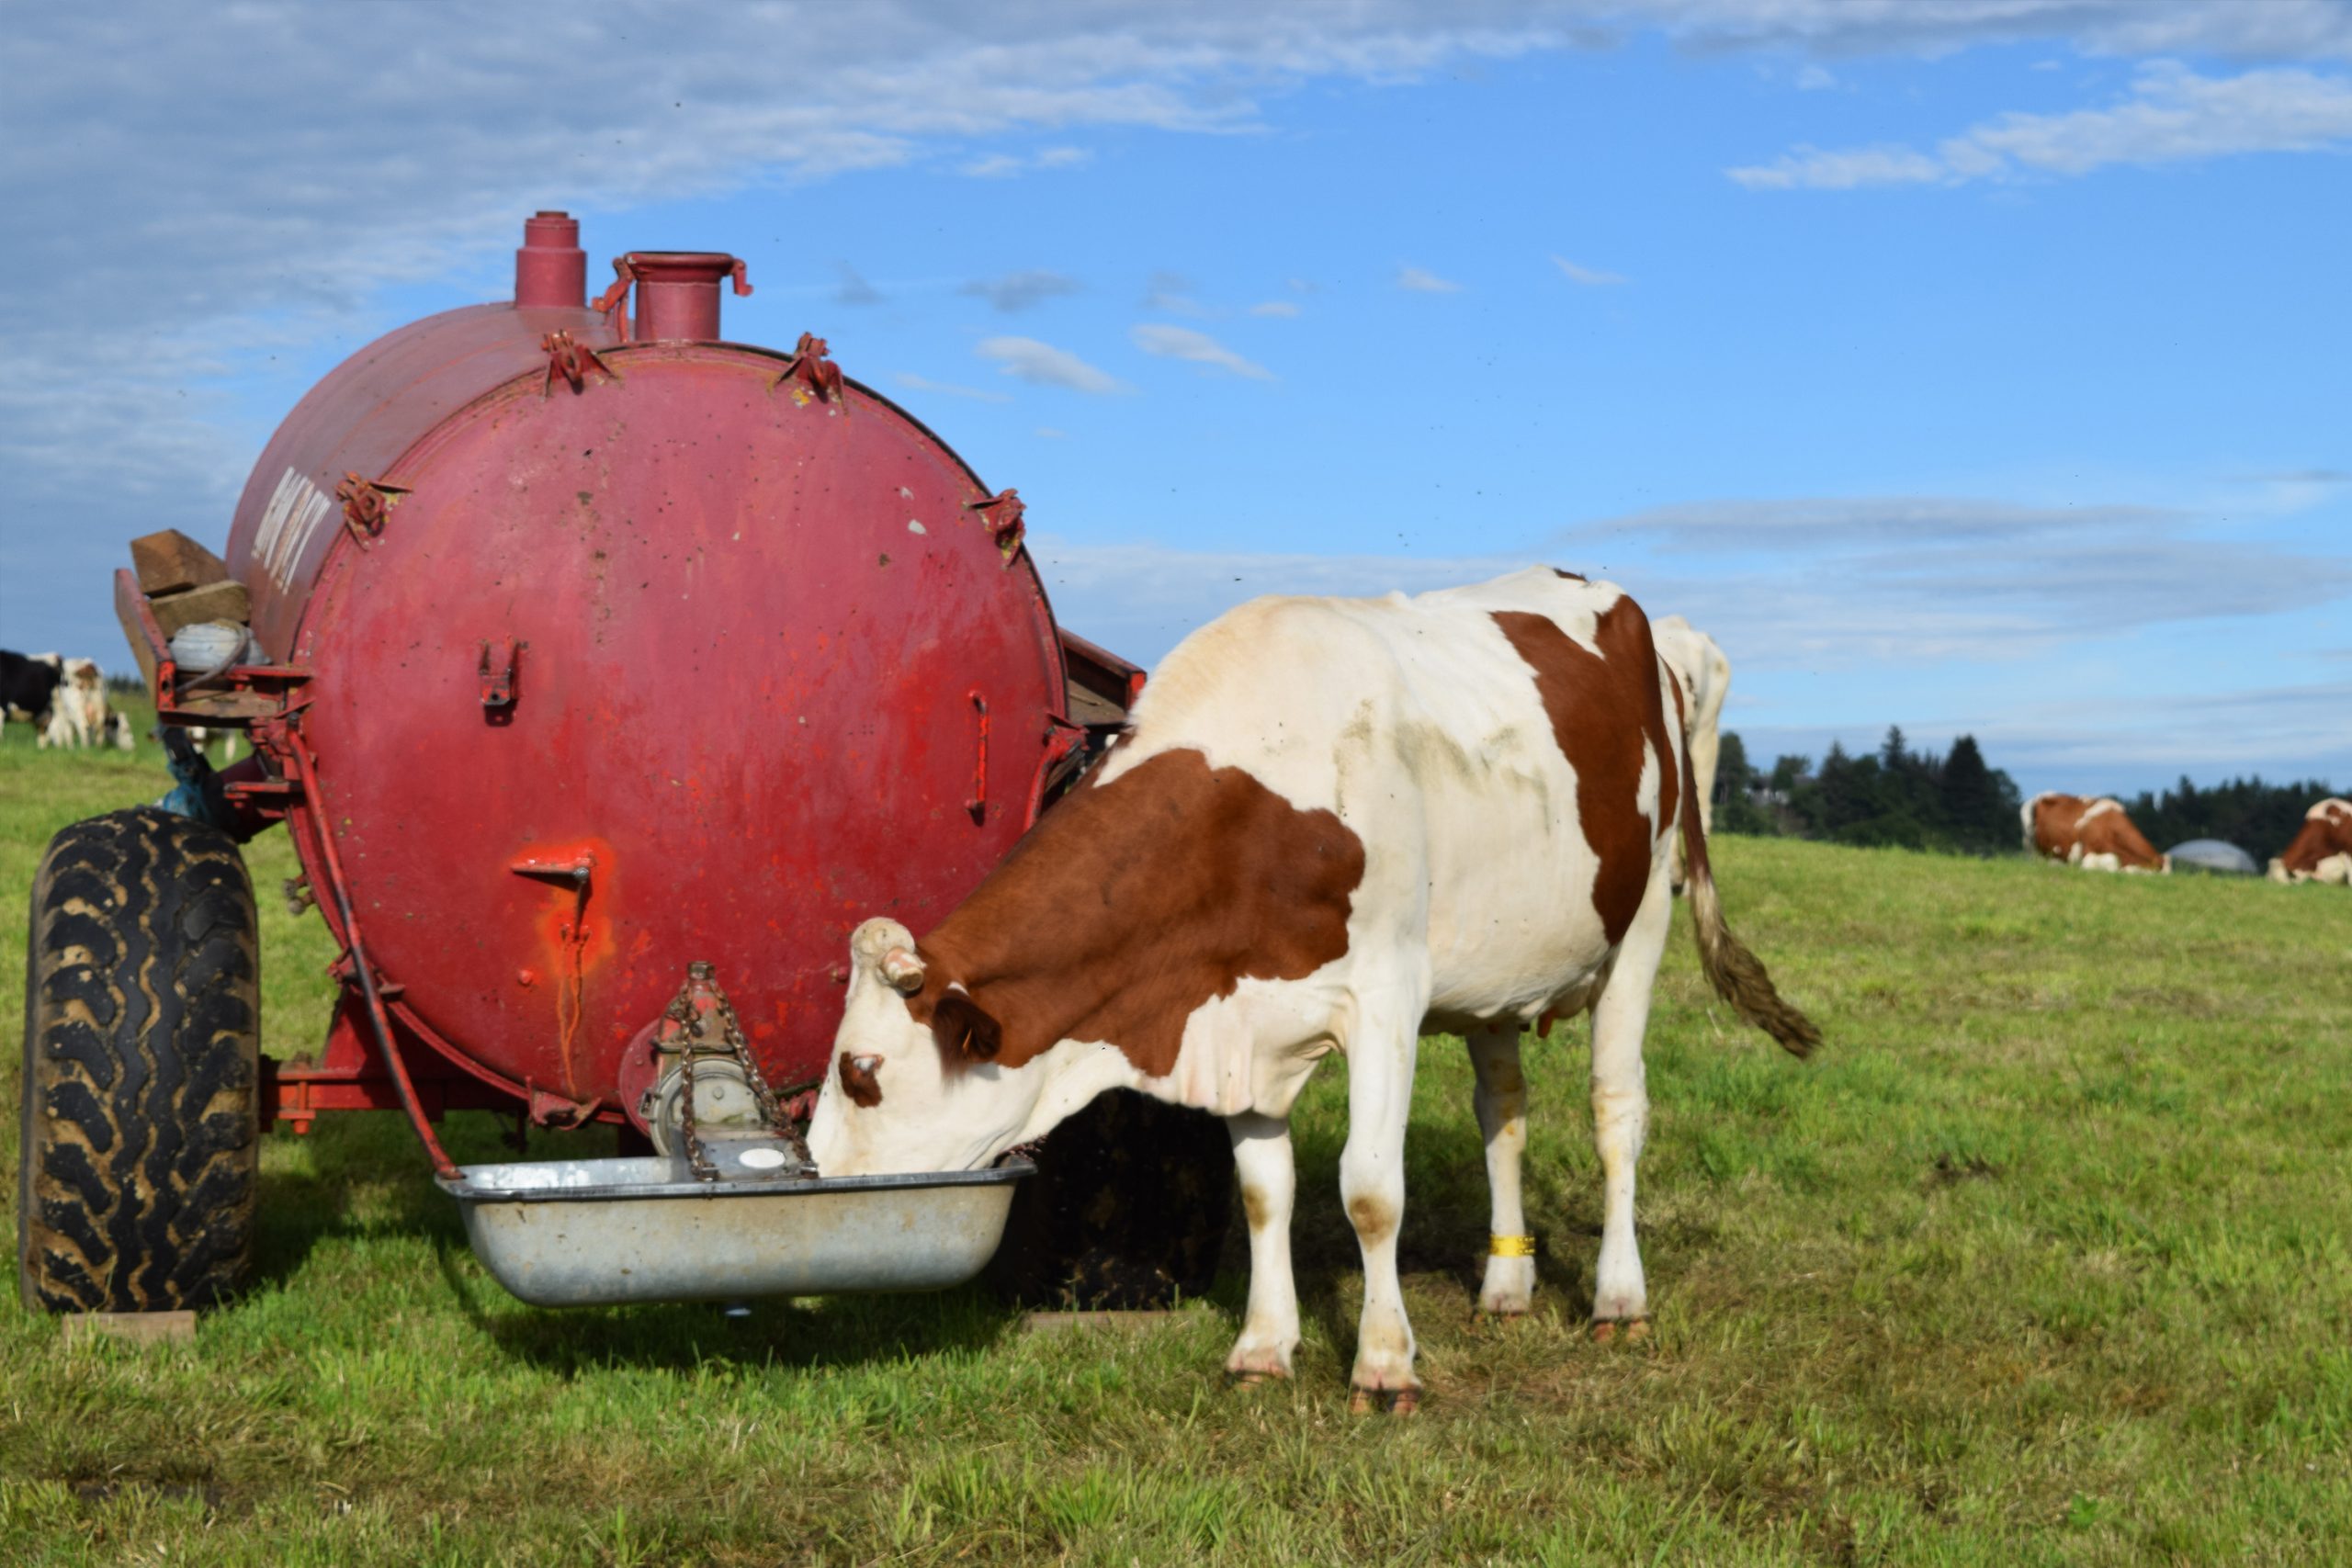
[{"x1": 931, "y1": 991, "x2": 1002, "y2": 1062}]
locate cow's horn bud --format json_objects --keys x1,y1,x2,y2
[
  {"x1": 850, "y1": 916, "x2": 917, "y2": 967},
  {"x1": 881, "y1": 949, "x2": 925, "y2": 994}
]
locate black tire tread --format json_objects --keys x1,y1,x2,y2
[{"x1": 17, "y1": 807, "x2": 260, "y2": 1313}]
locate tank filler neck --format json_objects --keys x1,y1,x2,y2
[
  {"x1": 594, "y1": 252, "x2": 753, "y2": 343},
  {"x1": 514, "y1": 211, "x2": 587, "y2": 309}
]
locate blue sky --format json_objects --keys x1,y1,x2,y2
[{"x1": 3, "y1": 2, "x2": 2346, "y2": 795}]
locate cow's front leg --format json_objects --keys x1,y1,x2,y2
[
  {"x1": 1341, "y1": 1006, "x2": 1422, "y2": 1411},
  {"x1": 1467, "y1": 1021, "x2": 1535, "y2": 1315},
  {"x1": 1223, "y1": 1111, "x2": 1299, "y2": 1382}
]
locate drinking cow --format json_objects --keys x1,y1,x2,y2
[{"x1": 806, "y1": 568, "x2": 1817, "y2": 1411}]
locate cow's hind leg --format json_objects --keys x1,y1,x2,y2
[
  {"x1": 1467, "y1": 1021, "x2": 1535, "y2": 1315},
  {"x1": 1342, "y1": 993, "x2": 1425, "y2": 1411},
  {"x1": 1589, "y1": 877, "x2": 1670, "y2": 1341},
  {"x1": 1224, "y1": 1111, "x2": 1299, "y2": 1382}
]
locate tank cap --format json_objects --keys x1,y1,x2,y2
[{"x1": 594, "y1": 253, "x2": 752, "y2": 343}]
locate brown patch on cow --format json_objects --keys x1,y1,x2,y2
[
  {"x1": 2278, "y1": 799, "x2": 2352, "y2": 877},
  {"x1": 1346, "y1": 1192, "x2": 1396, "y2": 1246},
  {"x1": 2030, "y1": 794, "x2": 2165, "y2": 870},
  {"x1": 1490, "y1": 597, "x2": 1676, "y2": 943},
  {"x1": 905, "y1": 748, "x2": 1365, "y2": 1076},
  {"x1": 1241, "y1": 1184, "x2": 1275, "y2": 1232},
  {"x1": 837, "y1": 1053, "x2": 883, "y2": 1108}
]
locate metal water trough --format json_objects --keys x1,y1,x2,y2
[{"x1": 442, "y1": 1153, "x2": 1033, "y2": 1308}]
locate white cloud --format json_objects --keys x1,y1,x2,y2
[
  {"x1": 1550, "y1": 254, "x2": 1626, "y2": 286},
  {"x1": 834, "y1": 262, "x2": 884, "y2": 306},
  {"x1": 1035, "y1": 426, "x2": 1069, "y2": 439},
  {"x1": 1730, "y1": 63, "x2": 2352, "y2": 189},
  {"x1": 892, "y1": 372, "x2": 1012, "y2": 404},
  {"x1": 964, "y1": 145, "x2": 1093, "y2": 177},
  {"x1": 976, "y1": 336, "x2": 1130, "y2": 395},
  {"x1": 962, "y1": 270, "x2": 1083, "y2": 311},
  {"x1": 1795, "y1": 62, "x2": 1837, "y2": 90},
  {"x1": 1249, "y1": 300, "x2": 1301, "y2": 317},
  {"x1": 1142, "y1": 271, "x2": 1212, "y2": 317},
  {"x1": 1397, "y1": 265, "x2": 1462, "y2": 293},
  {"x1": 1129, "y1": 323, "x2": 1274, "y2": 380},
  {"x1": 1031, "y1": 489, "x2": 2352, "y2": 673}
]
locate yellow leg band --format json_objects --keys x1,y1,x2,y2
[{"x1": 1489, "y1": 1234, "x2": 1536, "y2": 1258}]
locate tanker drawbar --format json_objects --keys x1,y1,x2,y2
[{"x1": 21, "y1": 212, "x2": 1229, "y2": 1314}]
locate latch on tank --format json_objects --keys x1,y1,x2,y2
[{"x1": 479, "y1": 637, "x2": 525, "y2": 710}]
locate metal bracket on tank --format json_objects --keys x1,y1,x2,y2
[
  {"x1": 334, "y1": 472, "x2": 410, "y2": 545},
  {"x1": 774, "y1": 332, "x2": 844, "y2": 405},
  {"x1": 540, "y1": 331, "x2": 620, "y2": 397},
  {"x1": 967, "y1": 489, "x2": 1026, "y2": 565}
]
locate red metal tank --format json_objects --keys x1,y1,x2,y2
[{"x1": 219, "y1": 214, "x2": 1091, "y2": 1125}]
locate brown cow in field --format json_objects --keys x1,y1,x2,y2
[
  {"x1": 2268, "y1": 798, "x2": 2351, "y2": 886},
  {"x1": 2022, "y1": 792, "x2": 2169, "y2": 874}
]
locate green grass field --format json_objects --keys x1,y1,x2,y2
[{"x1": 3, "y1": 719, "x2": 2348, "y2": 1565}]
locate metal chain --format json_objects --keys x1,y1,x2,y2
[
  {"x1": 711, "y1": 992, "x2": 814, "y2": 1171},
  {"x1": 661, "y1": 968, "x2": 810, "y2": 1180},
  {"x1": 666, "y1": 983, "x2": 719, "y2": 1182}
]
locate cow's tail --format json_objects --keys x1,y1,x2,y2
[{"x1": 1679, "y1": 742, "x2": 1819, "y2": 1059}]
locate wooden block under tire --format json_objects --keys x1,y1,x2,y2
[{"x1": 61, "y1": 1312, "x2": 197, "y2": 1347}]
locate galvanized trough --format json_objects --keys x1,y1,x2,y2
[{"x1": 440, "y1": 1154, "x2": 1033, "y2": 1308}]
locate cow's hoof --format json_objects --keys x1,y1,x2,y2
[
  {"x1": 1590, "y1": 1317, "x2": 1650, "y2": 1347},
  {"x1": 1348, "y1": 1385, "x2": 1421, "y2": 1416}
]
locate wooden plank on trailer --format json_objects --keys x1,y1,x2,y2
[
  {"x1": 130, "y1": 529, "x2": 231, "y2": 596},
  {"x1": 150, "y1": 580, "x2": 252, "y2": 637}
]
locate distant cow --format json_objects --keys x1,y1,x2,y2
[
  {"x1": 179, "y1": 726, "x2": 241, "y2": 762},
  {"x1": 2269, "y1": 798, "x2": 2351, "y2": 886},
  {"x1": 100, "y1": 713, "x2": 138, "y2": 752},
  {"x1": 2, "y1": 651, "x2": 63, "y2": 734},
  {"x1": 34, "y1": 657, "x2": 107, "y2": 749},
  {"x1": 2022, "y1": 792, "x2": 2170, "y2": 874},
  {"x1": 1651, "y1": 615, "x2": 1730, "y2": 886},
  {"x1": 807, "y1": 569, "x2": 1817, "y2": 1411}
]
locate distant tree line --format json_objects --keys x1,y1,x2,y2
[
  {"x1": 2117, "y1": 776, "x2": 2343, "y2": 858},
  {"x1": 1709, "y1": 727, "x2": 2339, "y2": 859},
  {"x1": 1710, "y1": 727, "x2": 2022, "y2": 854}
]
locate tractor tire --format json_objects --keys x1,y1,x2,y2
[
  {"x1": 988, "y1": 1089, "x2": 1234, "y2": 1310},
  {"x1": 17, "y1": 807, "x2": 261, "y2": 1314}
]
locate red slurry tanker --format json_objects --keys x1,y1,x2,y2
[{"x1": 18, "y1": 214, "x2": 1227, "y2": 1316}]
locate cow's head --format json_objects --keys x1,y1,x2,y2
[{"x1": 804, "y1": 917, "x2": 1106, "y2": 1177}]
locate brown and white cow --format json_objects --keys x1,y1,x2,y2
[
  {"x1": 2269, "y1": 798, "x2": 2352, "y2": 886},
  {"x1": 32, "y1": 656, "x2": 107, "y2": 749},
  {"x1": 2021, "y1": 792, "x2": 2170, "y2": 874},
  {"x1": 805, "y1": 568, "x2": 1817, "y2": 1410},
  {"x1": 1650, "y1": 615, "x2": 1730, "y2": 886}
]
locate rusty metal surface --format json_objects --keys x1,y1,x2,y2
[
  {"x1": 441, "y1": 1156, "x2": 1032, "y2": 1306},
  {"x1": 275, "y1": 318, "x2": 1068, "y2": 1117},
  {"x1": 226, "y1": 300, "x2": 619, "y2": 658},
  {"x1": 201, "y1": 213, "x2": 1112, "y2": 1144}
]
